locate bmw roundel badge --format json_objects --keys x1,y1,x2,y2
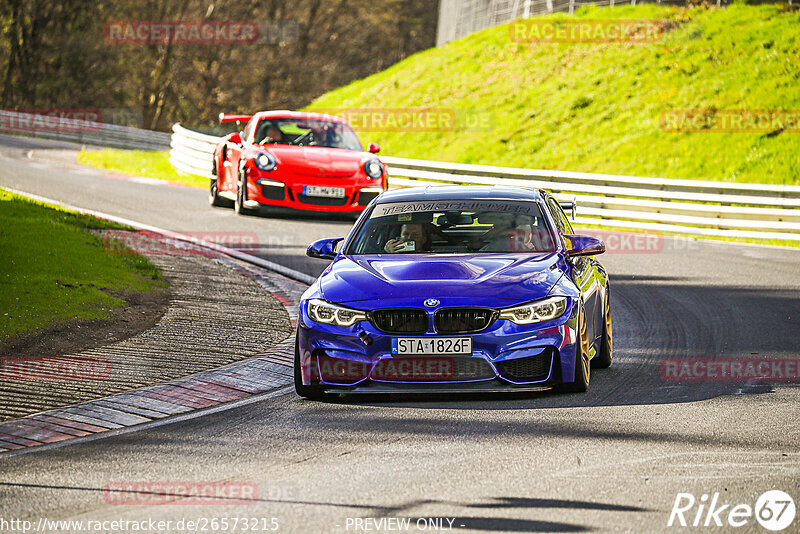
[{"x1": 424, "y1": 299, "x2": 440, "y2": 308}]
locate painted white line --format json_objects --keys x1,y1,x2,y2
[
  {"x1": 2, "y1": 187, "x2": 318, "y2": 285},
  {"x1": 127, "y1": 176, "x2": 176, "y2": 186}
]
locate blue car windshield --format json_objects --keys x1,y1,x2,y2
[{"x1": 346, "y1": 200, "x2": 556, "y2": 254}]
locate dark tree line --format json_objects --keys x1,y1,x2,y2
[{"x1": 0, "y1": 0, "x2": 438, "y2": 131}]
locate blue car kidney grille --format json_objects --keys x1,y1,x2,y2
[
  {"x1": 434, "y1": 308, "x2": 495, "y2": 334},
  {"x1": 370, "y1": 308, "x2": 428, "y2": 334}
]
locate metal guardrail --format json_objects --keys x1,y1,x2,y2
[
  {"x1": 170, "y1": 123, "x2": 218, "y2": 178},
  {"x1": 170, "y1": 123, "x2": 800, "y2": 242},
  {"x1": 0, "y1": 110, "x2": 171, "y2": 151}
]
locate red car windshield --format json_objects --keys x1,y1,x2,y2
[{"x1": 253, "y1": 118, "x2": 362, "y2": 151}]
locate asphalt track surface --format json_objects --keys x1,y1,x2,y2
[{"x1": 1, "y1": 134, "x2": 799, "y2": 533}]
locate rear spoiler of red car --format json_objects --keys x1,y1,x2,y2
[{"x1": 219, "y1": 113, "x2": 252, "y2": 124}]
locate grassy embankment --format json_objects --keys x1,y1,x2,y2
[
  {"x1": 80, "y1": 5, "x2": 800, "y2": 186},
  {"x1": 0, "y1": 189, "x2": 165, "y2": 346},
  {"x1": 75, "y1": 4, "x2": 800, "y2": 246},
  {"x1": 308, "y1": 3, "x2": 800, "y2": 184}
]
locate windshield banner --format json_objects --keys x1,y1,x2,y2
[{"x1": 371, "y1": 200, "x2": 540, "y2": 219}]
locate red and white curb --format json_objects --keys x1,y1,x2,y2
[{"x1": 0, "y1": 338, "x2": 297, "y2": 453}]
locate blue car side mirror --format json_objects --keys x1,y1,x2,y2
[
  {"x1": 563, "y1": 234, "x2": 605, "y2": 257},
  {"x1": 307, "y1": 238, "x2": 344, "y2": 260}
]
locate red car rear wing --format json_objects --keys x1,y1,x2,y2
[{"x1": 219, "y1": 113, "x2": 252, "y2": 124}]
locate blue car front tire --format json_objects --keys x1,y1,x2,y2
[
  {"x1": 294, "y1": 332, "x2": 326, "y2": 400},
  {"x1": 557, "y1": 303, "x2": 590, "y2": 393}
]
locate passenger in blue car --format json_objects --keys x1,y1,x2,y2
[
  {"x1": 477, "y1": 212, "x2": 542, "y2": 252},
  {"x1": 383, "y1": 223, "x2": 431, "y2": 253}
]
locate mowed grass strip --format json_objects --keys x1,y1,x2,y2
[
  {"x1": 0, "y1": 189, "x2": 166, "y2": 344},
  {"x1": 77, "y1": 149, "x2": 207, "y2": 188}
]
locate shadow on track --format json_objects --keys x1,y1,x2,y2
[
  {"x1": 0, "y1": 481, "x2": 644, "y2": 532},
  {"x1": 308, "y1": 277, "x2": 800, "y2": 410}
]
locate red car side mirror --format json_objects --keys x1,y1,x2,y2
[
  {"x1": 367, "y1": 142, "x2": 381, "y2": 154},
  {"x1": 228, "y1": 132, "x2": 242, "y2": 144}
]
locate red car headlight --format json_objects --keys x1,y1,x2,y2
[
  {"x1": 254, "y1": 152, "x2": 277, "y2": 171},
  {"x1": 364, "y1": 159, "x2": 383, "y2": 179}
]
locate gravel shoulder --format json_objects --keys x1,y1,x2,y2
[{"x1": 0, "y1": 234, "x2": 294, "y2": 422}]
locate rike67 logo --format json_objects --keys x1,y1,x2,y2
[{"x1": 668, "y1": 490, "x2": 796, "y2": 531}]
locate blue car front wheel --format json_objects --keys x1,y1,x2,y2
[
  {"x1": 294, "y1": 334, "x2": 325, "y2": 400},
  {"x1": 592, "y1": 288, "x2": 613, "y2": 369},
  {"x1": 558, "y1": 304, "x2": 590, "y2": 393}
]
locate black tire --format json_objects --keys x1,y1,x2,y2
[
  {"x1": 294, "y1": 336, "x2": 325, "y2": 400},
  {"x1": 592, "y1": 288, "x2": 613, "y2": 369},
  {"x1": 558, "y1": 304, "x2": 590, "y2": 393},
  {"x1": 234, "y1": 168, "x2": 253, "y2": 216},
  {"x1": 209, "y1": 179, "x2": 233, "y2": 208}
]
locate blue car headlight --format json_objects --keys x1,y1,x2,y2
[
  {"x1": 254, "y1": 152, "x2": 276, "y2": 171},
  {"x1": 364, "y1": 159, "x2": 383, "y2": 179},
  {"x1": 498, "y1": 297, "x2": 568, "y2": 325},
  {"x1": 308, "y1": 299, "x2": 367, "y2": 327}
]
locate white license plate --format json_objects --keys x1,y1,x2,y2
[
  {"x1": 303, "y1": 186, "x2": 346, "y2": 198},
  {"x1": 391, "y1": 337, "x2": 472, "y2": 356}
]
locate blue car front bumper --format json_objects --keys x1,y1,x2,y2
[{"x1": 296, "y1": 299, "x2": 581, "y2": 393}]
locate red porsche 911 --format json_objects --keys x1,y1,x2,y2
[{"x1": 210, "y1": 110, "x2": 388, "y2": 216}]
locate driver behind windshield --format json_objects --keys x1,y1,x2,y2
[
  {"x1": 348, "y1": 202, "x2": 556, "y2": 255},
  {"x1": 260, "y1": 124, "x2": 285, "y2": 144},
  {"x1": 254, "y1": 118, "x2": 362, "y2": 150},
  {"x1": 384, "y1": 223, "x2": 431, "y2": 253},
  {"x1": 477, "y1": 212, "x2": 550, "y2": 252}
]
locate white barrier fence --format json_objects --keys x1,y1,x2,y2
[
  {"x1": 436, "y1": 0, "x2": 700, "y2": 46},
  {"x1": 170, "y1": 123, "x2": 219, "y2": 178},
  {"x1": 0, "y1": 110, "x2": 171, "y2": 151},
  {"x1": 170, "y1": 123, "x2": 800, "y2": 242}
]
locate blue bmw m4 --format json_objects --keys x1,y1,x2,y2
[{"x1": 295, "y1": 186, "x2": 612, "y2": 398}]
